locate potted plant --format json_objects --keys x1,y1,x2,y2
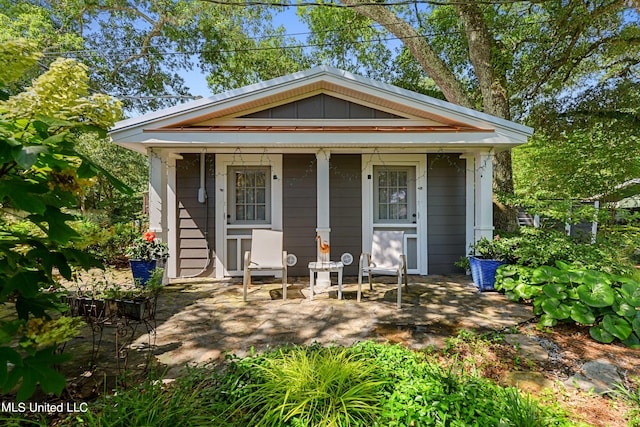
[
  {"x1": 126, "y1": 231, "x2": 168, "y2": 286},
  {"x1": 68, "y1": 277, "x2": 113, "y2": 319},
  {"x1": 467, "y1": 236, "x2": 510, "y2": 292},
  {"x1": 113, "y1": 268, "x2": 164, "y2": 321}
]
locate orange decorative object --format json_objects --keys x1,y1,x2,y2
[
  {"x1": 316, "y1": 235, "x2": 330, "y2": 262},
  {"x1": 143, "y1": 231, "x2": 156, "y2": 242}
]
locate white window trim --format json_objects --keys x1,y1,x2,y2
[
  {"x1": 373, "y1": 165, "x2": 416, "y2": 224},
  {"x1": 362, "y1": 154, "x2": 427, "y2": 275},
  {"x1": 228, "y1": 166, "x2": 272, "y2": 224}
]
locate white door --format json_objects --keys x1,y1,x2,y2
[
  {"x1": 215, "y1": 154, "x2": 282, "y2": 277},
  {"x1": 362, "y1": 154, "x2": 427, "y2": 275}
]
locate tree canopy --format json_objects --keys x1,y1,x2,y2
[{"x1": 5, "y1": 0, "x2": 639, "y2": 225}]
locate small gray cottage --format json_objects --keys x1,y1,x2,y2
[{"x1": 110, "y1": 66, "x2": 533, "y2": 280}]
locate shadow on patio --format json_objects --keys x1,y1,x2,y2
[{"x1": 147, "y1": 274, "x2": 533, "y2": 377}]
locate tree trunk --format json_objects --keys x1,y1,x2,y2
[
  {"x1": 455, "y1": 3, "x2": 518, "y2": 231},
  {"x1": 339, "y1": 0, "x2": 474, "y2": 108},
  {"x1": 343, "y1": 0, "x2": 519, "y2": 231}
]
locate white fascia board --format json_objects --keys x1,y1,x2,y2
[
  {"x1": 114, "y1": 141, "x2": 147, "y2": 155},
  {"x1": 125, "y1": 130, "x2": 518, "y2": 148}
]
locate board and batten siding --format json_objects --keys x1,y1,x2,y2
[
  {"x1": 242, "y1": 94, "x2": 401, "y2": 119},
  {"x1": 282, "y1": 154, "x2": 317, "y2": 277},
  {"x1": 175, "y1": 153, "x2": 216, "y2": 277},
  {"x1": 427, "y1": 154, "x2": 466, "y2": 274},
  {"x1": 330, "y1": 154, "x2": 362, "y2": 276}
]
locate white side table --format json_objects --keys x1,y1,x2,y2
[{"x1": 308, "y1": 261, "x2": 344, "y2": 300}]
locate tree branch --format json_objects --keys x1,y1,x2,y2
[{"x1": 339, "y1": 0, "x2": 474, "y2": 108}]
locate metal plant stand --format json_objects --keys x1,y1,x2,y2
[{"x1": 67, "y1": 292, "x2": 158, "y2": 374}]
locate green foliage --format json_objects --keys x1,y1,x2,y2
[
  {"x1": 0, "y1": 42, "x2": 125, "y2": 400},
  {"x1": 22, "y1": 342, "x2": 576, "y2": 426},
  {"x1": 0, "y1": 39, "x2": 42, "y2": 98},
  {"x1": 495, "y1": 263, "x2": 640, "y2": 347},
  {"x1": 468, "y1": 236, "x2": 516, "y2": 261},
  {"x1": 3, "y1": 57, "x2": 122, "y2": 125},
  {"x1": 514, "y1": 78, "x2": 640, "y2": 202},
  {"x1": 465, "y1": 228, "x2": 635, "y2": 275},
  {"x1": 75, "y1": 133, "x2": 147, "y2": 223},
  {"x1": 75, "y1": 374, "x2": 212, "y2": 427},
  {"x1": 125, "y1": 231, "x2": 169, "y2": 262},
  {"x1": 88, "y1": 268, "x2": 164, "y2": 301},
  {"x1": 228, "y1": 345, "x2": 388, "y2": 427},
  {"x1": 73, "y1": 220, "x2": 140, "y2": 266},
  {"x1": 500, "y1": 387, "x2": 554, "y2": 427},
  {"x1": 204, "y1": 342, "x2": 573, "y2": 427},
  {"x1": 610, "y1": 378, "x2": 640, "y2": 427}
]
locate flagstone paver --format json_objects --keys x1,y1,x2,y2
[
  {"x1": 55, "y1": 273, "x2": 535, "y2": 386},
  {"x1": 141, "y1": 274, "x2": 533, "y2": 377}
]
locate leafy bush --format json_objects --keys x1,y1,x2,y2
[
  {"x1": 209, "y1": 342, "x2": 573, "y2": 427},
  {"x1": 0, "y1": 43, "x2": 124, "y2": 400},
  {"x1": 462, "y1": 228, "x2": 635, "y2": 276},
  {"x1": 43, "y1": 342, "x2": 577, "y2": 427},
  {"x1": 74, "y1": 376, "x2": 213, "y2": 427},
  {"x1": 72, "y1": 221, "x2": 140, "y2": 266},
  {"x1": 496, "y1": 262, "x2": 640, "y2": 347}
]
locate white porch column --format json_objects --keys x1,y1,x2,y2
[
  {"x1": 315, "y1": 150, "x2": 331, "y2": 288},
  {"x1": 166, "y1": 154, "x2": 180, "y2": 279},
  {"x1": 474, "y1": 151, "x2": 494, "y2": 242},
  {"x1": 460, "y1": 154, "x2": 475, "y2": 255},
  {"x1": 148, "y1": 149, "x2": 166, "y2": 237}
]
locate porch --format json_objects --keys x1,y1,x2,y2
[{"x1": 150, "y1": 274, "x2": 533, "y2": 376}]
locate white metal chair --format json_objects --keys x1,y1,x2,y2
[
  {"x1": 358, "y1": 230, "x2": 408, "y2": 308},
  {"x1": 243, "y1": 229, "x2": 287, "y2": 301}
]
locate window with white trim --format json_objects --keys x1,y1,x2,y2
[
  {"x1": 228, "y1": 167, "x2": 271, "y2": 224},
  {"x1": 373, "y1": 166, "x2": 415, "y2": 223}
]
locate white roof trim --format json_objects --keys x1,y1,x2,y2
[{"x1": 110, "y1": 66, "x2": 533, "y2": 140}]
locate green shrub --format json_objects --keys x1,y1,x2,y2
[
  {"x1": 45, "y1": 342, "x2": 577, "y2": 427},
  {"x1": 227, "y1": 345, "x2": 390, "y2": 427},
  {"x1": 71, "y1": 221, "x2": 140, "y2": 266},
  {"x1": 496, "y1": 262, "x2": 640, "y2": 347},
  {"x1": 73, "y1": 376, "x2": 212, "y2": 427},
  {"x1": 461, "y1": 228, "x2": 636, "y2": 276},
  {"x1": 212, "y1": 342, "x2": 574, "y2": 427}
]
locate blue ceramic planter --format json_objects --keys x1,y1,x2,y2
[
  {"x1": 129, "y1": 259, "x2": 157, "y2": 286},
  {"x1": 468, "y1": 256, "x2": 506, "y2": 292}
]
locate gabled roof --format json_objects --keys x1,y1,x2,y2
[{"x1": 110, "y1": 66, "x2": 533, "y2": 153}]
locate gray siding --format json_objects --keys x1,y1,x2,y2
[
  {"x1": 175, "y1": 154, "x2": 216, "y2": 277},
  {"x1": 283, "y1": 154, "x2": 317, "y2": 277},
  {"x1": 330, "y1": 155, "x2": 362, "y2": 276},
  {"x1": 242, "y1": 94, "x2": 401, "y2": 119},
  {"x1": 427, "y1": 154, "x2": 466, "y2": 274}
]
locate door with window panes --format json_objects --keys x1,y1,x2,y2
[
  {"x1": 229, "y1": 167, "x2": 270, "y2": 225},
  {"x1": 365, "y1": 155, "x2": 425, "y2": 274},
  {"x1": 216, "y1": 154, "x2": 282, "y2": 276}
]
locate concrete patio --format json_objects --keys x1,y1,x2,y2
[{"x1": 143, "y1": 274, "x2": 533, "y2": 377}]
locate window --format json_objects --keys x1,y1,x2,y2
[
  {"x1": 229, "y1": 167, "x2": 270, "y2": 223},
  {"x1": 374, "y1": 166, "x2": 415, "y2": 223}
]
